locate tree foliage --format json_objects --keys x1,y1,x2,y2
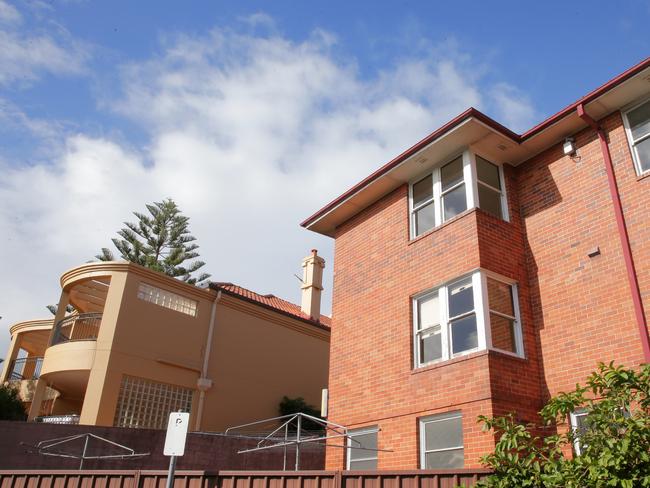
[
  {"x1": 279, "y1": 396, "x2": 323, "y2": 431},
  {"x1": 477, "y1": 362, "x2": 650, "y2": 488},
  {"x1": 96, "y1": 198, "x2": 210, "y2": 285},
  {"x1": 46, "y1": 304, "x2": 75, "y2": 316},
  {"x1": 0, "y1": 384, "x2": 27, "y2": 421}
]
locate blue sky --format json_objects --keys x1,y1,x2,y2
[{"x1": 0, "y1": 0, "x2": 648, "y2": 352}]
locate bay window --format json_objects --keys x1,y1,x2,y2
[
  {"x1": 623, "y1": 98, "x2": 650, "y2": 175},
  {"x1": 413, "y1": 270, "x2": 523, "y2": 368},
  {"x1": 409, "y1": 150, "x2": 508, "y2": 238}
]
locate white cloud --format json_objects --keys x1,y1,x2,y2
[
  {"x1": 0, "y1": 97, "x2": 65, "y2": 142},
  {"x1": 0, "y1": 0, "x2": 20, "y2": 24},
  {"x1": 0, "y1": 2, "x2": 90, "y2": 86},
  {"x1": 0, "y1": 25, "x2": 535, "y2": 353},
  {"x1": 489, "y1": 82, "x2": 537, "y2": 132}
]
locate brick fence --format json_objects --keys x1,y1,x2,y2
[
  {"x1": 0, "y1": 469, "x2": 491, "y2": 488},
  {"x1": 0, "y1": 421, "x2": 323, "y2": 471}
]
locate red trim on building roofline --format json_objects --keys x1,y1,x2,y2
[
  {"x1": 520, "y1": 56, "x2": 650, "y2": 140},
  {"x1": 301, "y1": 56, "x2": 650, "y2": 230}
]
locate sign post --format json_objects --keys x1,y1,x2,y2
[{"x1": 164, "y1": 412, "x2": 190, "y2": 488}]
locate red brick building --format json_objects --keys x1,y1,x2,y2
[{"x1": 302, "y1": 57, "x2": 650, "y2": 470}]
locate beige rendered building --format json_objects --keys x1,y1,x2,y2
[{"x1": 0, "y1": 251, "x2": 330, "y2": 432}]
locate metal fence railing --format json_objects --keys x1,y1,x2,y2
[
  {"x1": 9, "y1": 356, "x2": 43, "y2": 380},
  {"x1": 51, "y1": 313, "x2": 103, "y2": 345}
]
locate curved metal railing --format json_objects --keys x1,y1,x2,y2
[
  {"x1": 9, "y1": 356, "x2": 44, "y2": 380},
  {"x1": 51, "y1": 313, "x2": 103, "y2": 346}
]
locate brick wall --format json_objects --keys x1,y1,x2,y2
[
  {"x1": 0, "y1": 421, "x2": 324, "y2": 470},
  {"x1": 325, "y1": 108, "x2": 649, "y2": 470},
  {"x1": 326, "y1": 161, "x2": 543, "y2": 469},
  {"x1": 517, "y1": 110, "x2": 648, "y2": 398}
]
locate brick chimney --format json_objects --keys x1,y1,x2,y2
[{"x1": 301, "y1": 249, "x2": 325, "y2": 321}]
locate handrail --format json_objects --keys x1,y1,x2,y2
[
  {"x1": 9, "y1": 357, "x2": 44, "y2": 380},
  {"x1": 51, "y1": 313, "x2": 103, "y2": 346}
]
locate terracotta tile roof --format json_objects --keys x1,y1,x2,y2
[{"x1": 209, "y1": 282, "x2": 331, "y2": 329}]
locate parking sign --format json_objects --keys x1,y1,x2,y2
[{"x1": 164, "y1": 412, "x2": 190, "y2": 456}]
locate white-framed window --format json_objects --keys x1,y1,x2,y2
[
  {"x1": 476, "y1": 155, "x2": 507, "y2": 219},
  {"x1": 413, "y1": 270, "x2": 523, "y2": 368},
  {"x1": 113, "y1": 375, "x2": 194, "y2": 429},
  {"x1": 347, "y1": 426, "x2": 379, "y2": 470},
  {"x1": 137, "y1": 282, "x2": 198, "y2": 317},
  {"x1": 622, "y1": 97, "x2": 650, "y2": 175},
  {"x1": 569, "y1": 410, "x2": 589, "y2": 456},
  {"x1": 419, "y1": 411, "x2": 464, "y2": 469},
  {"x1": 409, "y1": 150, "x2": 508, "y2": 238}
]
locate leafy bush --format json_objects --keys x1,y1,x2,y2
[
  {"x1": 477, "y1": 362, "x2": 650, "y2": 488},
  {"x1": 0, "y1": 383, "x2": 27, "y2": 421},
  {"x1": 278, "y1": 396, "x2": 323, "y2": 431}
]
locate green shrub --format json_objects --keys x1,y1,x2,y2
[
  {"x1": 0, "y1": 383, "x2": 27, "y2": 421},
  {"x1": 477, "y1": 362, "x2": 650, "y2": 488}
]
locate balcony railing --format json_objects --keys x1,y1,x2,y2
[
  {"x1": 35, "y1": 414, "x2": 80, "y2": 424},
  {"x1": 9, "y1": 356, "x2": 44, "y2": 380},
  {"x1": 51, "y1": 313, "x2": 103, "y2": 346}
]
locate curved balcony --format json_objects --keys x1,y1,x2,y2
[
  {"x1": 51, "y1": 313, "x2": 102, "y2": 346},
  {"x1": 41, "y1": 339, "x2": 97, "y2": 395}
]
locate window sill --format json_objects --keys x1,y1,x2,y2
[
  {"x1": 636, "y1": 170, "x2": 650, "y2": 182},
  {"x1": 408, "y1": 208, "x2": 477, "y2": 245},
  {"x1": 411, "y1": 348, "x2": 526, "y2": 375},
  {"x1": 488, "y1": 348, "x2": 528, "y2": 362},
  {"x1": 411, "y1": 349, "x2": 488, "y2": 375}
]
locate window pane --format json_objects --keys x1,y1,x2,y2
[
  {"x1": 490, "y1": 313, "x2": 516, "y2": 353},
  {"x1": 573, "y1": 413, "x2": 589, "y2": 436},
  {"x1": 349, "y1": 428, "x2": 378, "y2": 469},
  {"x1": 440, "y1": 156, "x2": 464, "y2": 191},
  {"x1": 476, "y1": 156, "x2": 501, "y2": 189},
  {"x1": 415, "y1": 202, "x2": 436, "y2": 235},
  {"x1": 424, "y1": 416, "x2": 463, "y2": 451},
  {"x1": 349, "y1": 432, "x2": 377, "y2": 460},
  {"x1": 349, "y1": 459, "x2": 377, "y2": 470},
  {"x1": 571, "y1": 412, "x2": 590, "y2": 455},
  {"x1": 487, "y1": 279, "x2": 514, "y2": 316},
  {"x1": 636, "y1": 136, "x2": 650, "y2": 173},
  {"x1": 448, "y1": 278, "x2": 473, "y2": 318},
  {"x1": 628, "y1": 100, "x2": 650, "y2": 140},
  {"x1": 425, "y1": 449, "x2": 464, "y2": 469},
  {"x1": 451, "y1": 315, "x2": 478, "y2": 354},
  {"x1": 413, "y1": 174, "x2": 433, "y2": 207},
  {"x1": 418, "y1": 292, "x2": 439, "y2": 329},
  {"x1": 420, "y1": 328, "x2": 442, "y2": 364},
  {"x1": 442, "y1": 184, "x2": 467, "y2": 221},
  {"x1": 478, "y1": 184, "x2": 502, "y2": 218}
]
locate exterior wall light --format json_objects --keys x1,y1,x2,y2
[{"x1": 563, "y1": 137, "x2": 577, "y2": 156}]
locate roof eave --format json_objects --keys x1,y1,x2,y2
[{"x1": 301, "y1": 57, "x2": 650, "y2": 236}]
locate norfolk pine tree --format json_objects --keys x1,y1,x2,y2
[{"x1": 96, "y1": 198, "x2": 210, "y2": 286}]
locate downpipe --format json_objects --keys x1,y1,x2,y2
[
  {"x1": 577, "y1": 103, "x2": 650, "y2": 363},
  {"x1": 195, "y1": 290, "x2": 222, "y2": 431}
]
